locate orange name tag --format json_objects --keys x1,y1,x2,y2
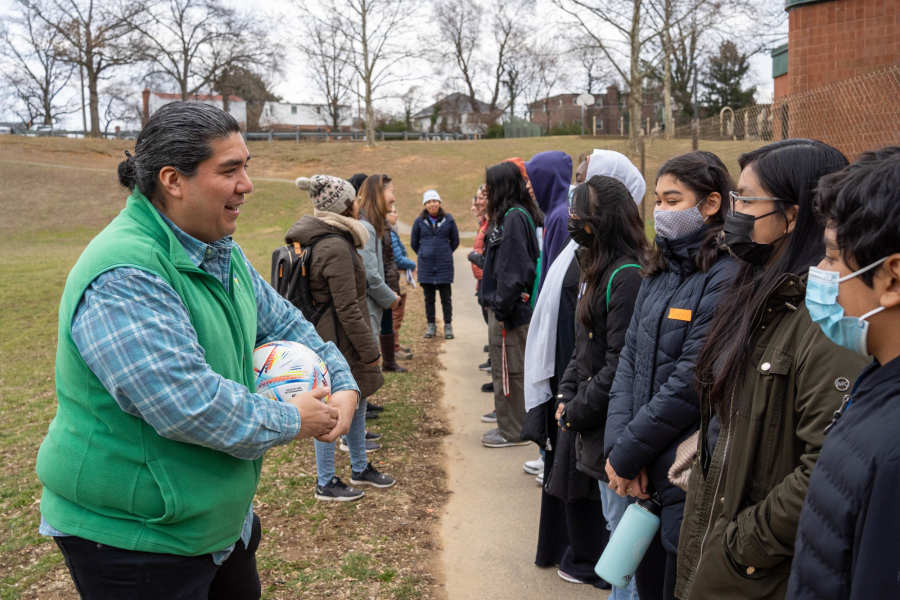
[{"x1": 668, "y1": 308, "x2": 692, "y2": 322}]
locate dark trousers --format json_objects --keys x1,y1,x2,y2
[
  {"x1": 634, "y1": 530, "x2": 677, "y2": 600},
  {"x1": 421, "y1": 283, "x2": 452, "y2": 324},
  {"x1": 54, "y1": 514, "x2": 262, "y2": 600},
  {"x1": 380, "y1": 304, "x2": 394, "y2": 335}
]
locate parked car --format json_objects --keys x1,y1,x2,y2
[
  {"x1": 0, "y1": 126, "x2": 12, "y2": 135},
  {"x1": 26, "y1": 125, "x2": 53, "y2": 137}
]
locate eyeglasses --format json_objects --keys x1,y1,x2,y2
[
  {"x1": 728, "y1": 190, "x2": 782, "y2": 213},
  {"x1": 728, "y1": 191, "x2": 781, "y2": 203}
]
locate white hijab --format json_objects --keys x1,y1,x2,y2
[{"x1": 523, "y1": 151, "x2": 645, "y2": 412}]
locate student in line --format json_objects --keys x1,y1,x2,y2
[
  {"x1": 605, "y1": 151, "x2": 739, "y2": 600},
  {"x1": 411, "y1": 190, "x2": 460, "y2": 340},
  {"x1": 386, "y1": 205, "x2": 416, "y2": 361},
  {"x1": 676, "y1": 140, "x2": 867, "y2": 599},
  {"x1": 543, "y1": 173, "x2": 648, "y2": 587},
  {"x1": 786, "y1": 147, "x2": 900, "y2": 599},
  {"x1": 289, "y1": 175, "x2": 395, "y2": 501},
  {"x1": 481, "y1": 161, "x2": 542, "y2": 448}
]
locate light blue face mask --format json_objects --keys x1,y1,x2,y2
[{"x1": 806, "y1": 256, "x2": 889, "y2": 356}]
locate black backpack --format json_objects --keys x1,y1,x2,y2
[{"x1": 271, "y1": 234, "x2": 348, "y2": 326}]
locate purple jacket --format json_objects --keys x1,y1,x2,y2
[{"x1": 525, "y1": 151, "x2": 573, "y2": 296}]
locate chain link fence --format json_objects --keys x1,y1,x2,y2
[{"x1": 582, "y1": 63, "x2": 900, "y2": 225}]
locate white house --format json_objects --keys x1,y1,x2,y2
[
  {"x1": 257, "y1": 101, "x2": 353, "y2": 131},
  {"x1": 412, "y1": 93, "x2": 501, "y2": 135},
  {"x1": 142, "y1": 89, "x2": 247, "y2": 129}
]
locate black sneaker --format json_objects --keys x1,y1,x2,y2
[
  {"x1": 481, "y1": 381, "x2": 494, "y2": 393},
  {"x1": 366, "y1": 411, "x2": 378, "y2": 420},
  {"x1": 351, "y1": 462, "x2": 396, "y2": 488},
  {"x1": 479, "y1": 359, "x2": 491, "y2": 371},
  {"x1": 315, "y1": 476, "x2": 365, "y2": 501},
  {"x1": 339, "y1": 439, "x2": 381, "y2": 452},
  {"x1": 367, "y1": 402, "x2": 385, "y2": 413},
  {"x1": 366, "y1": 431, "x2": 382, "y2": 440},
  {"x1": 484, "y1": 344, "x2": 489, "y2": 352}
]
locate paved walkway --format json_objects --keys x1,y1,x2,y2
[{"x1": 438, "y1": 249, "x2": 610, "y2": 599}]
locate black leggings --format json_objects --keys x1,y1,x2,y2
[
  {"x1": 634, "y1": 530, "x2": 677, "y2": 600},
  {"x1": 421, "y1": 283, "x2": 452, "y2": 324}
]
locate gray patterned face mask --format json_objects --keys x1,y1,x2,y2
[{"x1": 653, "y1": 200, "x2": 708, "y2": 240}]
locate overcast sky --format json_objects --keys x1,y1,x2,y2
[{"x1": 0, "y1": 0, "x2": 785, "y2": 128}]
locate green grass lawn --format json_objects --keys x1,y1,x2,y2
[{"x1": 0, "y1": 132, "x2": 765, "y2": 598}]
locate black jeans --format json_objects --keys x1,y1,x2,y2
[
  {"x1": 54, "y1": 514, "x2": 262, "y2": 600},
  {"x1": 634, "y1": 529, "x2": 677, "y2": 600},
  {"x1": 421, "y1": 282, "x2": 452, "y2": 324}
]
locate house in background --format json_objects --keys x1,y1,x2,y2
[
  {"x1": 142, "y1": 89, "x2": 246, "y2": 129},
  {"x1": 412, "y1": 93, "x2": 500, "y2": 134},
  {"x1": 527, "y1": 86, "x2": 657, "y2": 135},
  {"x1": 257, "y1": 101, "x2": 353, "y2": 132}
]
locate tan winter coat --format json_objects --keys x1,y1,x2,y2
[{"x1": 285, "y1": 213, "x2": 384, "y2": 398}]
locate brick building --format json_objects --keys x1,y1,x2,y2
[
  {"x1": 527, "y1": 86, "x2": 658, "y2": 135},
  {"x1": 774, "y1": 0, "x2": 900, "y2": 99},
  {"x1": 769, "y1": 0, "x2": 900, "y2": 157}
]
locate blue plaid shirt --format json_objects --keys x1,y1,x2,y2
[{"x1": 40, "y1": 211, "x2": 359, "y2": 563}]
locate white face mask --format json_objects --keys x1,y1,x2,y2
[{"x1": 653, "y1": 200, "x2": 708, "y2": 241}]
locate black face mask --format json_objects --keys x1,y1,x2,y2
[
  {"x1": 723, "y1": 210, "x2": 781, "y2": 266},
  {"x1": 567, "y1": 218, "x2": 593, "y2": 248}
]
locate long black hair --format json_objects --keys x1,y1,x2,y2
[
  {"x1": 574, "y1": 175, "x2": 649, "y2": 328},
  {"x1": 118, "y1": 102, "x2": 242, "y2": 209},
  {"x1": 645, "y1": 151, "x2": 734, "y2": 276},
  {"x1": 485, "y1": 161, "x2": 543, "y2": 227},
  {"x1": 697, "y1": 139, "x2": 849, "y2": 425}
]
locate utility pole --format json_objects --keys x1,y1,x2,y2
[{"x1": 691, "y1": 61, "x2": 699, "y2": 151}]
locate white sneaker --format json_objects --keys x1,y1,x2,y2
[
  {"x1": 535, "y1": 472, "x2": 544, "y2": 486},
  {"x1": 523, "y1": 456, "x2": 544, "y2": 475}
]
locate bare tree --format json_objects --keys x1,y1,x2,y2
[
  {"x1": 434, "y1": 0, "x2": 481, "y2": 113},
  {"x1": 524, "y1": 38, "x2": 567, "y2": 133},
  {"x1": 299, "y1": 16, "x2": 353, "y2": 131},
  {"x1": 125, "y1": 0, "x2": 277, "y2": 103},
  {"x1": 485, "y1": 0, "x2": 531, "y2": 115},
  {"x1": 0, "y1": 8, "x2": 74, "y2": 126},
  {"x1": 214, "y1": 66, "x2": 279, "y2": 132},
  {"x1": 319, "y1": 0, "x2": 420, "y2": 147},
  {"x1": 100, "y1": 81, "x2": 142, "y2": 133},
  {"x1": 400, "y1": 85, "x2": 423, "y2": 128},
  {"x1": 19, "y1": 0, "x2": 144, "y2": 137}
]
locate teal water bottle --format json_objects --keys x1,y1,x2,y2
[{"x1": 595, "y1": 497, "x2": 661, "y2": 588}]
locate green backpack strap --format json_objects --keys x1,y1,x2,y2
[
  {"x1": 503, "y1": 207, "x2": 540, "y2": 307},
  {"x1": 607, "y1": 264, "x2": 641, "y2": 311}
]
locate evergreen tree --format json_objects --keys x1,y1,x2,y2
[{"x1": 701, "y1": 41, "x2": 756, "y2": 115}]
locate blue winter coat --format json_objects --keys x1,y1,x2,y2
[
  {"x1": 605, "y1": 225, "x2": 738, "y2": 553},
  {"x1": 410, "y1": 211, "x2": 459, "y2": 285},
  {"x1": 390, "y1": 229, "x2": 416, "y2": 271},
  {"x1": 788, "y1": 358, "x2": 900, "y2": 600}
]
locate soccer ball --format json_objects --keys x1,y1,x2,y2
[{"x1": 252, "y1": 341, "x2": 331, "y2": 403}]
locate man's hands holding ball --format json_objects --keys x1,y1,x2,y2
[{"x1": 290, "y1": 389, "x2": 357, "y2": 443}]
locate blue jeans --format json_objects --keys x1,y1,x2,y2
[
  {"x1": 599, "y1": 483, "x2": 641, "y2": 600},
  {"x1": 314, "y1": 397, "x2": 368, "y2": 487}
]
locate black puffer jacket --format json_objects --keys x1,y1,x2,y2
[
  {"x1": 605, "y1": 225, "x2": 738, "y2": 553},
  {"x1": 558, "y1": 255, "x2": 643, "y2": 482},
  {"x1": 788, "y1": 358, "x2": 900, "y2": 600}
]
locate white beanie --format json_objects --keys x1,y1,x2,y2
[
  {"x1": 585, "y1": 149, "x2": 646, "y2": 205},
  {"x1": 423, "y1": 189, "x2": 441, "y2": 204}
]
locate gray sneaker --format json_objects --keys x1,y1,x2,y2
[
  {"x1": 444, "y1": 323, "x2": 454, "y2": 339},
  {"x1": 315, "y1": 476, "x2": 365, "y2": 501},
  {"x1": 350, "y1": 462, "x2": 396, "y2": 488},
  {"x1": 424, "y1": 323, "x2": 437, "y2": 338},
  {"x1": 482, "y1": 431, "x2": 530, "y2": 448}
]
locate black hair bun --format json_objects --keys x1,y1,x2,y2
[{"x1": 117, "y1": 152, "x2": 136, "y2": 190}]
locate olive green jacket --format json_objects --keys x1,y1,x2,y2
[{"x1": 676, "y1": 273, "x2": 869, "y2": 600}]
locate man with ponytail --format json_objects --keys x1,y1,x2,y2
[{"x1": 35, "y1": 102, "x2": 359, "y2": 598}]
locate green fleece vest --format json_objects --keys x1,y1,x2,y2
[{"x1": 36, "y1": 191, "x2": 260, "y2": 556}]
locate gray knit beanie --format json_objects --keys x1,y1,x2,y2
[{"x1": 295, "y1": 175, "x2": 355, "y2": 214}]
